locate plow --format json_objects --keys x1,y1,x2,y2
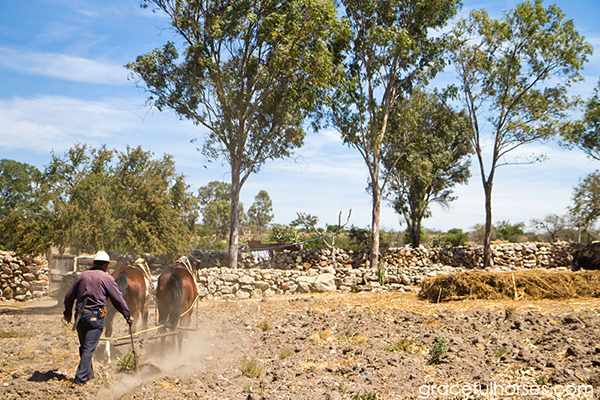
[{"x1": 62, "y1": 292, "x2": 201, "y2": 373}]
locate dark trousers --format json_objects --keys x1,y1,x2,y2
[{"x1": 75, "y1": 312, "x2": 104, "y2": 384}]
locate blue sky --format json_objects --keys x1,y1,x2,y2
[{"x1": 1, "y1": 0, "x2": 599, "y2": 233}]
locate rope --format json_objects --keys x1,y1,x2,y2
[{"x1": 61, "y1": 293, "x2": 202, "y2": 342}]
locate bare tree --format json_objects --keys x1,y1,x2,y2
[
  {"x1": 530, "y1": 214, "x2": 570, "y2": 243},
  {"x1": 297, "y1": 210, "x2": 351, "y2": 269}
]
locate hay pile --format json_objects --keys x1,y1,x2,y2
[{"x1": 419, "y1": 269, "x2": 600, "y2": 303}]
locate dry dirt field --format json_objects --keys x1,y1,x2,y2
[{"x1": 0, "y1": 290, "x2": 600, "y2": 399}]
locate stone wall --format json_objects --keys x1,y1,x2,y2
[
  {"x1": 189, "y1": 241, "x2": 579, "y2": 300},
  {"x1": 0, "y1": 241, "x2": 589, "y2": 302},
  {"x1": 0, "y1": 251, "x2": 49, "y2": 301}
]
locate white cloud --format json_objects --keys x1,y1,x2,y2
[{"x1": 0, "y1": 47, "x2": 127, "y2": 85}]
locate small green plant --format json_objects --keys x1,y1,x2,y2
[
  {"x1": 279, "y1": 348, "x2": 293, "y2": 360},
  {"x1": 243, "y1": 381, "x2": 260, "y2": 394},
  {"x1": 325, "y1": 383, "x2": 346, "y2": 393},
  {"x1": 240, "y1": 358, "x2": 263, "y2": 379},
  {"x1": 116, "y1": 352, "x2": 138, "y2": 373},
  {"x1": 494, "y1": 346, "x2": 508, "y2": 360},
  {"x1": 535, "y1": 374, "x2": 548, "y2": 385},
  {"x1": 311, "y1": 328, "x2": 333, "y2": 341},
  {"x1": 352, "y1": 392, "x2": 378, "y2": 400},
  {"x1": 335, "y1": 332, "x2": 367, "y2": 344},
  {"x1": 384, "y1": 337, "x2": 415, "y2": 353},
  {"x1": 427, "y1": 332, "x2": 449, "y2": 365}
]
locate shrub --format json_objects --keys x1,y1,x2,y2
[
  {"x1": 427, "y1": 332, "x2": 449, "y2": 365},
  {"x1": 240, "y1": 358, "x2": 263, "y2": 379}
]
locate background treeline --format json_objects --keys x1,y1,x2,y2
[{"x1": 1, "y1": 144, "x2": 593, "y2": 258}]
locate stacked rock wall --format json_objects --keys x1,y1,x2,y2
[
  {"x1": 189, "y1": 241, "x2": 578, "y2": 300},
  {"x1": 0, "y1": 251, "x2": 49, "y2": 301},
  {"x1": 0, "y1": 241, "x2": 588, "y2": 302}
]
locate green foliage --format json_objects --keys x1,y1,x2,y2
[
  {"x1": 402, "y1": 228, "x2": 425, "y2": 246},
  {"x1": 347, "y1": 225, "x2": 370, "y2": 250},
  {"x1": 0, "y1": 159, "x2": 42, "y2": 217},
  {"x1": 352, "y1": 393, "x2": 378, "y2": 400},
  {"x1": 447, "y1": 229, "x2": 469, "y2": 246},
  {"x1": 0, "y1": 159, "x2": 50, "y2": 254},
  {"x1": 302, "y1": 233, "x2": 328, "y2": 251},
  {"x1": 269, "y1": 224, "x2": 299, "y2": 245},
  {"x1": 130, "y1": 0, "x2": 345, "y2": 262},
  {"x1": 248, "y1": 190, "x2": 274, "y2": 235},
  {"x1": 39, "y1": 144, "x2": 196, "y2": 258},
  {"x1": 291, "y1": 213, "x2": 318, "y2": 230},
  {"x1": 494, "y1": 346, "x2": 508, "y2": 360},
  {"x1": 427, "y1": 332, "x2": 449, "y2": 365},
  {"x1": 450, "y1": 0, "x2": 592, "y2": 265},
  {"x1": 328, "y1": 0, "x2": 462, "y2": 279},
  {"x1": 116, "y1": 352, "x2": 139, "y2": 373},
  {"x1": 430, "y1": 228, "x2": 470, "y2": 247},
  {"x1": 563, "y1": 79, "x2": 600, "y2": 161},
  {"x1": 495, "y1": 220, "x2": 526, "y2": 243},
  {"x1": 384, "y1": 88, "x2": 473, "y2": 249},
  {"x1": 197, "y1": 181, "x2": 231, "y2": 207},
  {"x1": 569, "y1": 171, "x2": 600, "y2": 234},
  {"x1": 202, "y1": 200, "x2": 231, "y2": 239}
]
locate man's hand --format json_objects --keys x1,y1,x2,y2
[
  {"x1": 64, "y1": 314, "x2": 71, "y2": 324},
  {"x1": 127, "y1": 316, "x2": 134, "y2": 326}
]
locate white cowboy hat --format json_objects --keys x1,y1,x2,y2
[{"x1": 94, "y1": 251, "x2": 116, "y2": 267}]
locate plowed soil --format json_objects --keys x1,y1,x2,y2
[{"x1": 1, "y1": 291, "x2": 600, "y2": 399}]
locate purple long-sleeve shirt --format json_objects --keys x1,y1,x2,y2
[{"x1": 63, "y1": 267, "x2": 131, "y2": 320}]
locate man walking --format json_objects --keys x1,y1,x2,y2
[{"x1": 63, "y1": 251, "x2": 132, "y2": 385}]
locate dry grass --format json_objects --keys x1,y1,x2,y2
[
  {"x1": 258, "y1": 319, "x2": 274, "y2": 332},
  {"x1": 240, "y1": 358, "x2": 263, "y2": 379},
  {"x1": 335, "y1": 332, "x2": 368, "y2": 344},
  {"x1": 310, "y1": 328, "x2": 333, "y2": 342},
  {"x1": 0, "y1": 331, "x2": 35, "y2": 339},
  {"x1": 420, "y1": 269, "x2": 600, "y2": 303}
]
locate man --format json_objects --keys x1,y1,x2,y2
[{"x1": 63, "y1": 250, "x2": 132, "y2": 385}]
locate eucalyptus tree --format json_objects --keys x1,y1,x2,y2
[
  {"x1": 563, "y1": 78, "x2": 600, "y2": 161},
  {"x1": 327, "y1": 0, "x2": 461, "y2": 282},
  {"x1": 383, "y1": 88, "x2": 473, "y2": 248},
  {"x1": 569, "y1": 171, "x2": 600, "y2": 242},
  {"x1": 450, "y1": 0, "x2": 592, "y2": 267},
  {"x1": 248, "y1": 190, "x2": 274, "y2": 235},
  {"x1": 128, "y1": 0, "x2": 344, "y2": 267}
]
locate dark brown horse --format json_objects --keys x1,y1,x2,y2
[
  {"x1": 104, "y1": 264, "x2": 152, "y2": 361},
  {"x1": 155, "y1": 256, "x2": 199, "y2": 351}
]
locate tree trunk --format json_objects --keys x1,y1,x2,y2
[
  {"x1": 410, "y1": 219, "x2": 421, "y2": 248},
  {"x1": 372, "y1": 180, "x2": 382, "y2": 284},
  {"x1": 228, "y1": 165, "x2": 241, "y2": 269},
  {"x1": 483, "y1": 181, "x2": 493, "y2": 268}
]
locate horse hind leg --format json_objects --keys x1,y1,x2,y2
[{"x1": 104, "y1": 305, "x2": 118, "y2": 364}]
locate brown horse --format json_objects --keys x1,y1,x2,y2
[
  {"x1": 155, "y1": 257, "x2": 199, "y2": 351},
  {"x1": 104, "y1": 264, "x2": 152, "y2": 362}
]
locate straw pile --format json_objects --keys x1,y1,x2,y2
[{"x1": 419, "y1": 269, "x2": 600, "y2": 303}]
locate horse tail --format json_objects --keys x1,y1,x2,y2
[
  {"x1": 116, "y1": 271, "x2": 128, "y2": 299},
  {"x1": 167, "y1": 273, "x2": 184, "y2": 329}
]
